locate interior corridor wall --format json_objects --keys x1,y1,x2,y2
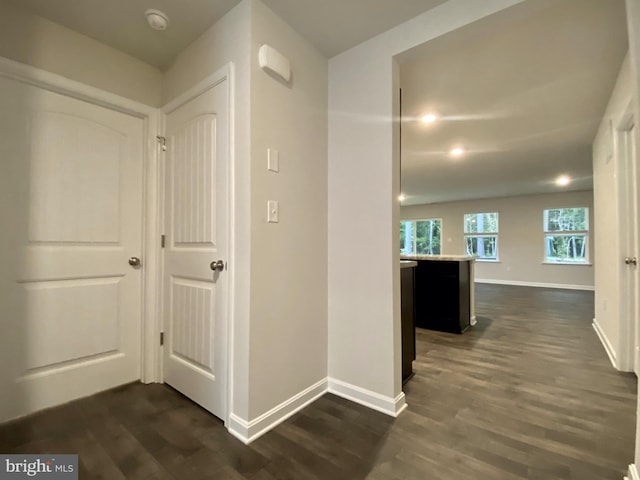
[{"x1": 328, "y1": 0, "x2": 524, "y2": 410}]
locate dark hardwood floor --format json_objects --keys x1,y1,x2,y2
[{"x1": 0, "y1": 284, "x2": 636, "y2": 479}]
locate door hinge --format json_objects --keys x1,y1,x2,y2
[
  {"x1": 161, "y1": 234, "x2": 166, "y2": 248},
  {"x1": 156, "y1": 135, "x2": 166, "y2": 151},
  {"x1": 160, "y1": 332, "x2": 165, "y2": 346}
]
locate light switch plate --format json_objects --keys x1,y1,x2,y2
[
  {"x1": 267, "y1": 200, "x2": 279, "y2": 223},
  {"x1": 268, "y1": 148, "x2": 279, "y2": 172}
]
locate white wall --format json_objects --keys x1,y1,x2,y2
[
  {"x1": 163, "y1": 0, "x2": 253, "y2": 421},
  {"x1": 0, "y1": 1, "x2": 162, "y2": 106},
  {"x1": 592, "y1": 54, "x2": 633, "y2": 370},
  {"x1": 401, "y1": 191, "x2": 595, "y2": 289},
  {"x1": 328, "y1": 0, "x2": 524, "y2": 410},
  {"x1": 248, "y1": 0, "x2": 328, "y2": 418}
]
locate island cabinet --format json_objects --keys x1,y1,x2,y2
[
  {"x1": 400, "y1": 261, "x2": 417, "y2": 385},
  {"x1": 402, "y1": 256, "x2": 475, "y2": 334}
]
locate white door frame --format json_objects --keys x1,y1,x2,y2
[
  {"x1": 0, "y1": 56, "x2": 164, "y2": 384},
  {"x1": 160, "y1": 64, "x2": 235, "y2": 423},
  {"x1": 616, "y1": 101, "x2": 638, "y2": 373}
]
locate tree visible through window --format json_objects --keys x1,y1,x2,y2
[
  {"x1": 400, "y1": 219, "x2": 441, "y2": 255},
  {"x1": 464, "y1": 212, "x2": 498, "y2": 260},
  {"x1": 544, "y1": 207, "x2": 589, "y2": 263}
]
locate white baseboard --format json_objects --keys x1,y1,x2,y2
[
  {"x1": 327, "y1": 378, "x2": 407, "y2": 417},
  {"x1": 593, "y1": 318, "x2": 617, "y2": 369},
  {"x1": 475, "y1": 278, "x2": 594, "y2": 291},
  {"x1": 227, "y1": 377, "x2": 409, "y2": 444},
  {"x1": 227, "y1": 378, "x2": 328, "y2": 444},
  {"x1": 628, "y1": 463, "x2": 639, "y2": 480}
]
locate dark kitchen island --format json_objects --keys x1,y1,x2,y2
[
  {"x1": 400, "y1": 255, "x2": 476, "y2": 334},
  {"x1": 400, "y1": 260, "x2": 417, "y2": 385}
]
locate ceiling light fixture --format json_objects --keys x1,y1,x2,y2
[
  {"x1": 555, "y1": 175, "x2": 571, "y2": 187},
  {"x1": 145, "y1": 9, "x2": 170, "y2": 31},
  {"x1": 420, "y1": 113, "x2": 438, "y2": 123},
  {"x1": 421, "y1": 113, "x2": 438, "y2": 124},
  {"x1": 449, "y1": 147, "x2": 465, "y2": 157}
]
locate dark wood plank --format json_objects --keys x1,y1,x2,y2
[{"x1": 0, "y1": 284, "x2": 635, "y2": 479}]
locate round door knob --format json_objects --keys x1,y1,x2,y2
[
  {"x1": 129, "y1": 256, "x2": 142, "y2": 267},
  {"x1": 210, "y1": 260, "x2": 225, "y2": 272}
]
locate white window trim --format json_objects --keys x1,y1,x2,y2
[
  {"x1": 464, "y1": 235, "x2": 499, "y2": 261},
  {"x1": 542, "y1": 207, "x2": 590, "y2": 264},
  {"x1": 464, "y1": 212, "x2": 499, "y2": 261},
  {"x1": 542, "y1": 261, "x2": 593, "y2": 266}
]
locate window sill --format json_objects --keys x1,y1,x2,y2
[
  {"x1": 542, "y1": 261, "x2": 592, "y2": 266},
  {"x1": 476, "y1": 259, "x2": 500, "y2": 263}
]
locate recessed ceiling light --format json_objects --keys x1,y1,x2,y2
[
  {"x1": 421, "y1": 113, "x2": 438, "y2": 124},
  {"x1": 449, "y1": 147, "x2": 465, "y2": 157},
  {"x1": 145, "y1": 9, "x2": 170, "y2": 31},
  {"x1": 555, "y1": 175, "x2": 571, "y2": 187}
]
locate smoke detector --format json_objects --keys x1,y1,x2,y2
[{"x1": 145, "y1": 9, "x2": 169, "y2": 31}]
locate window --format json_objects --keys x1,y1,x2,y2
[
  {"x1": 464, "y1": 212, "x2": 498, "y2": 260},
  {"x1": 400, "y1": 219, "x2": 442, "y2": 255},
  {"x1": 543, "y1": 207, "x2": 589, "y2": 264}
]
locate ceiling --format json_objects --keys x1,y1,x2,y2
[
  {"x1": 3, "y1": 0, "x2": 240, "y2": 69},
  {"x1": 2, "y1": 0, "x2": 630, "y2": 207},
  {"x1": 258, "y1": 0, "x2": 445, "y2": 58},
  {"x1": 400, "y1": 0, "x2": 629, "y2": 206},
  {"x1": 3, "y1": 0, "x2": 445, "y2": 68}
]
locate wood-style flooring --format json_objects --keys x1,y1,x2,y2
[{"x1": 0, "y1": 284, "x2": 636, "y2": 479}]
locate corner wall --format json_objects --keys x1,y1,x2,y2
[
  {"x1": 248, "y1": 0, "x2": 328, "y2": 420},
  {"x1": 401, "y1": 191, "x2": 595, "y2": 289},
  {"x1": 327, "y1": 0, "x2": 524, "y2": 413},
  {"x1": 0, "y1": 1, "x2": 162, "y2": 106}
]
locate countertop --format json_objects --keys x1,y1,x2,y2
[
  {"x1": 401, "y1": 254, "x2": 476, "y2": 262},
  {"x1": 400, "y1": 260, "x2": 417, "y2": 268}
]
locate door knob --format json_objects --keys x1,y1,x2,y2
[
  {"x1": 210, "y1": 260, "x2": 225, "y2": 272},
  {"x1": 625, "y1": 257, "x2": 638, "y2": 266},
  {"x1": 129, "y1": 256, "x2": 142, "y2": 267}
]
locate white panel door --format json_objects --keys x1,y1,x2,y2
[
  {"x1": 163, "y1": 78, "x2": 229, "y2": 420},
  {"x1": 0, "y1": 77, "x2": 144, "y2": 421},
  {"x1": 627, "y1": 124, "x2": 640, "y2": 375},
  {"x1": 619, "y1": 121, "x2": 640, "y2": 375}
]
